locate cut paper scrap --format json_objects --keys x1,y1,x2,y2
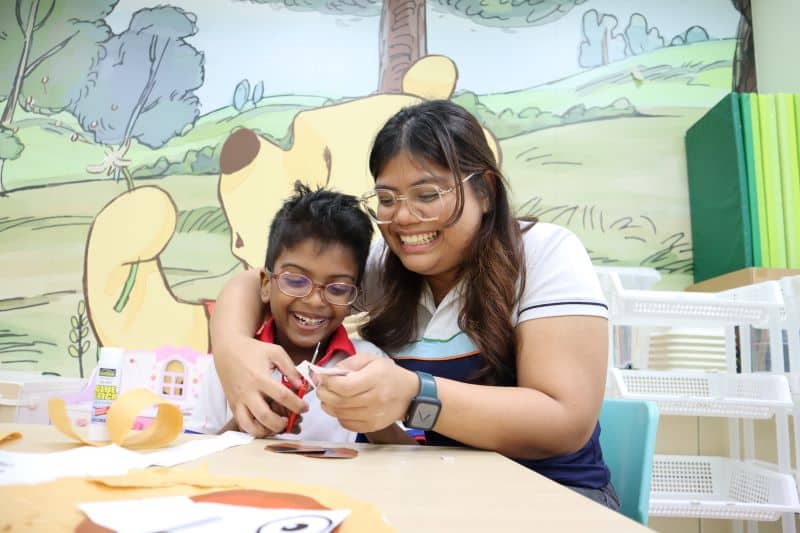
[
  {"x1": 0, "y1": 470, "x2": 393, "y2": 532},
  {"x1": 0, "y1": 431, "x2": 253, "y2": 486},
  {"x1": 0, "y1": 431, "x2": 22, "y2": 445},
  {"x1": 265, "y1": 442, "x2": 358, "y2": 459},
  {"x1": 76, "y1": 494, "x2": 350, "y2": 533},
  {"x1": 91, "y1": 466, "x2": 239, "y2": 489},
  {"x1": 308, "y1": 363, "x2": 351, "y2": 376},
  {"x1": 48, "y1": 388, "x2": 183, "y2": 449}
]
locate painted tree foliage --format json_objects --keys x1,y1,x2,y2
[
  {"x1": 71, "y1": 6, "x2": 204, "y2": 153},
  {"x1": 624, "y1": 13, "x2": 664, "y2": 56},
  {"x1": 579, "y1": 10, "x2": 626, "y2": 67},
  {"x1": 0, "y1": 0, "x2": 117, "y2": 125},
  {"x1": 245, "y1": 0, "x2": 588, "y2": 93}
]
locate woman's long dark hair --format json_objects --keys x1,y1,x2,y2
[{"x1": 360, "y1": 100, "x2": 534, "y2": 386}]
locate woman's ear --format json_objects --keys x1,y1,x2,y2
[{"x1": 481, "y1": 194, "x2": 491, "y2": 214}]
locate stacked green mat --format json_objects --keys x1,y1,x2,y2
[{"x1": 686, "y1": 92, "x2": 800, "y2": 283}]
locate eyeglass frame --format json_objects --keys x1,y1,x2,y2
[
  {"x1": 266, "y1": 270, "x2": 360, "y2": 306},
  {"x1": 360, "y1": 172, "x2": 479, "y2": 225}
]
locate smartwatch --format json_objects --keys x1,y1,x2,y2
[{"x1": 404, "y1": 371, "x2": 441, "y2": 431}]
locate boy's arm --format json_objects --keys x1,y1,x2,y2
[{"x1": 363, "y1": 423, "x2": 418, "y2": 445}]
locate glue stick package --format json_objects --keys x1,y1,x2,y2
[{"x1": 87, "y1": 347, "x2": 124, "y2": 441}]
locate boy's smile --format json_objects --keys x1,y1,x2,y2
[{"x1": 262, "y1": 239, "x2": 358, "y2": 364}]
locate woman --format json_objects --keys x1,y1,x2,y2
[{"x1": 210, "y1": 100, "x2": 618, "y2": 508}]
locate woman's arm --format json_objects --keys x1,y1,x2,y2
[
  {"x1": 433, "y1": 315, "x2": 607, "y2": 458},
  {"x1": 317, "y1": 315, "x2": 607, "y2": 459},
  {"x1": 210, "y1": 269, "x2": 307, "y2": 437}
]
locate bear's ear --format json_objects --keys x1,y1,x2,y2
[
  {"x1": 402, "y1": 55, "x2": 457, "y2": 100},
  {"x1": 220, "y1": 128, "x2": 261, "y2": 175}
]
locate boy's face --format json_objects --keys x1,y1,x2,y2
[{"x1": 261, "y1": 239, "x2": 358, "y2": 357}]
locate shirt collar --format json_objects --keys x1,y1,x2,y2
[{"x1": 255, "y1": 318, "x2": 356, "y2": 366}]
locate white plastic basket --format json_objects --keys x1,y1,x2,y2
[
  {"x1": 604, "y1": 273, "x2": 782, "y2": 330},
  {"x1": 650, "y1": 455, "x2": 800, "y2": 520},
  {"x1": 611, "y1": 369, "x2": 793, "y2": 418}
]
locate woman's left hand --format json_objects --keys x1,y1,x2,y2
[{"x1": 316, "y1": 353, "x2": 418, "y2": 433}]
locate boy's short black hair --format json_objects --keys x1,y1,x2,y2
[{"x1": 265, "y1": 181, "x2": 373, "y2": 283}]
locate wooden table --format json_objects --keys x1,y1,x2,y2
[{"x1": 0, "y1": 423, "x2": 651, "y2": 532}]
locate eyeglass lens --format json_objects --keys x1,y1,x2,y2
[
  {"x1": 275, "y1": 272, "x2": 357, "y2": 305},
  {"x1": 363, "y1": 184, "x2": 444, "y2": 223}
]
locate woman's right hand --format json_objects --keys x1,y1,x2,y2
[{"x1": 214, "y1": 335, "x2": 309, "y2": 437}]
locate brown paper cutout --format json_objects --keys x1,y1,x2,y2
[
  {"x1": 265, "y1": 442, "x2": 358, "y2": 459},
  {"x1": 0, "y1": 431, "x2": 22, "y2": 445}
]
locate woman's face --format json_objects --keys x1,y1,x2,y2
[{"x1": 374, "y1": 152, "x2": 485, "y2": 293}]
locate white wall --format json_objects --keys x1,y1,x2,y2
[{"x1": 752, "y1": 0, "x2": 800, "y2": 93}]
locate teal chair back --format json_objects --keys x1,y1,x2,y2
[{"x1": 598, "y1": 398, "x2": 659, "y2": 525}]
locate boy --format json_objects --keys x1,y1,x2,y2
[{"x1": 190, "y1": 182, "x2": 407, "y2": 443}]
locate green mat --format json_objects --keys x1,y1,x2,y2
[{"x1": 686, "y1": 93, "x2": 753, "y2": 282}]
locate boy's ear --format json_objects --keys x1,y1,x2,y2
[{"x1": 259, "y1": 269, "x2": 271, "y2": 304}]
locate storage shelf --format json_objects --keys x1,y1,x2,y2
[
  {"x1": 611, "y1": 369, "x2": 793, "y2": 419},
  {"x1": 650, "y1": 455, "x2": 800, "y2": 521}
]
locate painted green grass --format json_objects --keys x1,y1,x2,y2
[
  {"x1": 501, "y1": 106, "x2": 706, "y2": 290},
  {"x1": 479, "y1": 39, "x2": 735, "y2": 115}
]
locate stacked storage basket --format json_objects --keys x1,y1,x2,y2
[{"x1": 599, "y1": 271, "x2": 800, "y2": 533}]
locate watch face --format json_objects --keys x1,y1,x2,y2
[{"x1": 410, "y1": 400, "x2": 440, "y2": 430}]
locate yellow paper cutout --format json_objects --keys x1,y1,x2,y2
[
  {"x1": 0, "y1": 472, "x2": 393, "y2": 532},
  {"x1": 0, "y1": 431, "x2": 22, "y2": 445},
  {"x1": 47, "y1": 388, "x2": 183, "y2": 449},
  {"x1": 91, "y1": 466, "x2": 239, "y2": 489}
]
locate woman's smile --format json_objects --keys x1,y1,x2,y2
[{"x1": 397, "y1": 230, "x2": 440, "y2": 251}]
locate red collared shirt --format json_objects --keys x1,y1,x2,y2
[{"x1": 255, "y1": 318, "x2": 356, "y2": 365}]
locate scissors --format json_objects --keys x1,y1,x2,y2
[{"x1": 284, "y1": 342, "x2": 320, "y2": 433}]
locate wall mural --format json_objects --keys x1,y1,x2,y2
[{"x1": 0, "y1": 0, "x2": 748, "y2": 377}]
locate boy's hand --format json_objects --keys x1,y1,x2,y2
[
  {"x1": 214, "y1": 336, "x2": 309, "y2": 437},
  {"x1": 268, "y1": 398, "x2": 303, "y2": 435},
  {"x1": 316, "y1": 353, "x2": 418, "y2": 433}
]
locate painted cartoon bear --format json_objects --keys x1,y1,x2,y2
[{"x1": 84, "y1": 55, "x2": 500, "y2": 352}]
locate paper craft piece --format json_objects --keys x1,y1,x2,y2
[
  {"x1": 266, "y1": 443, "x2": 329, "y2": 454},
  {"x1": 76, "y1": 493, "x2": 350, "y2": 533},
  {"x1": 1, "y1": 473, "x2": 392, "y2": 532},
  {"x1": 0, "y1": 431, "x2": 21, "y2": 445},
  {"x1": 308, "y1": 363, "x2": 351, "y2": 377},
  {"x1": 91, "y1": 466, "x2": 239, "y2": 489},
  {"x1": 295, "y1": 361, "x2": 316, "y2": 391},
  {"x1": 144, "y1": 430, "x2": 253, "y2": 467},
  {"x1": 265, "y1": 442, "x2": 358, "y2": 459},
  {"x1": 48, "y1": 388, "x2": 183, "y2": 449},
  {"x1": 0, "y1": 431, "x2": 253, "y2": 485}
]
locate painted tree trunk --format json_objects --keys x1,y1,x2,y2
[
  {"x1": 1, "y1": 0, "x2": 40, "y2": 125},
  {"x1": 0, "y1": 159, "x2": 6, "y2": 195},
  {"x1": 377, "y1": 0, "x2": 427, "y2": 93},
  {"x1": 732, "y1": 0, "x2": 757, "y2": 92}
]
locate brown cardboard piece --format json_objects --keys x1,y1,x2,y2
[{"x1": 686, "y1": 267, "x2": 800, "y2": 292}]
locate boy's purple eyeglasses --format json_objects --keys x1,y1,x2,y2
[{"x1": 268, "y1": 271, "x2": 358, "y2": 306}]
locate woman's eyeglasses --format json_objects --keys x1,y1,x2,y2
[
  {"x1": 268, "y1": 271, "x2": 359, "y2": 306},
  {"x1": 360, "y1": 172, "x2": 478, "y2": 225}
]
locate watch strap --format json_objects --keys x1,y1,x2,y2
[{"x1": 416, "y1": 371, "x2": 438, "y2": 399}]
